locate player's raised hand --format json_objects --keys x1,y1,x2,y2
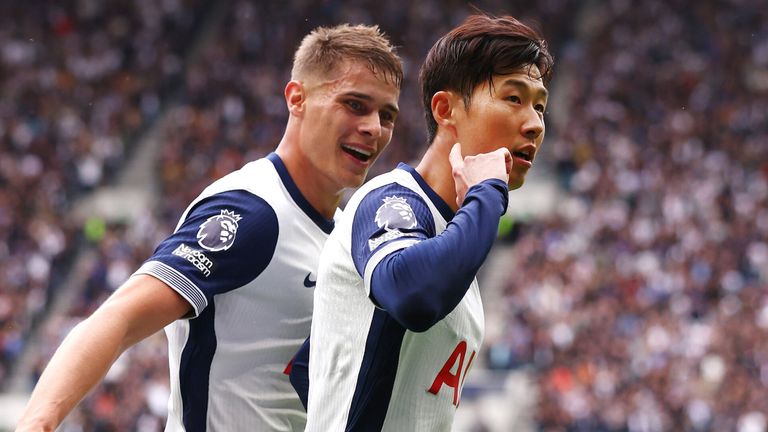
[{"x1": 449, "y1": 143, "x2": 512, "y2": 207}]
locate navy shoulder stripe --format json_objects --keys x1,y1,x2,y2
[
  {"x1": 350, "y1": 183, "x2": 435, "y2": 278},
  {"x1": 142, "y1": 190, "x2": 279, "y2": 308}
]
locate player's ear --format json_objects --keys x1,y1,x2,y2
[
  {"x1": 285, "y1": 80, "x2": 306, "y2": 116},
  {"x1": 431, "y1": 91, "x2": 461, "y2": 130}
]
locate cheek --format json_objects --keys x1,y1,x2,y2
[
  {"x1": 380, "y1": 128, "x2": 394, "y2": 144},
  {"x1": 488, "y1": 110, "x2": 514, "y2": 131},
  {"x1": 470, "y1": 108, "x2": 507, "y2": 135}
]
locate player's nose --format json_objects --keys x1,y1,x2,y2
[
  {"x1": 359, "y1": 111, "x2": 382, "y2": 138},
  {"x1": 521, "y1": 106, "x2": 544, "y2": 140}
]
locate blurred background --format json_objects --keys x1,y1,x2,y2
[{"x1": 1, "y1": 0, "x2": 767, "y2": 430}]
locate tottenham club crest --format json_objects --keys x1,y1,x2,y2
[
  {"x1": 197, "y1": 209, "x2": 243, "y2": 252},
  {"x1": 375, "y1": 196, "x2": 417, "y2": 231}
]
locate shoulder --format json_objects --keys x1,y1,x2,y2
[
  {"x1": 347, "y1": 169, "x2": 425, "y2": 216},
  {"x1": 356, "y1": 184, "x2": 426, "y2": 230},
  {"x1": 201, "y1": 158, "x2": 279, "y2": 198},
  {"x1": 183, "y1": 190, "x2": 279, "y2": 253}
]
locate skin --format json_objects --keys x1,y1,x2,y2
[
  {"x1": 277, "y1": 60, "x2": 400, "y2": 217},
  {"x1": 16, "y1": 275, "x2": 189, "y2": 431},
  {"x1": 417, "y1": 67, "x2": 548, "y2": 209},
  {"x1": 15, "y1": 59, "x2": 401, "y2": 432}
]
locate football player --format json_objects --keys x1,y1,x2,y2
[
  {"x1": 17, "y1": 24, "x2": 402, "y2": 432},
  {"x1": 293, "y1": 13, "x2": 553, "y2": 431}
]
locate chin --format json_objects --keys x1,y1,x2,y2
[
  {"x1": 341, "y1": 173, "x2": 367, "y2": 189},
  {"x1": 508, "y1": 178, "x2": 525, "y2": 190}
]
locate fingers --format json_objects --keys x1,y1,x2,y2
[
  {"x1": 449, "y1": 143, "x2": 468, "y2": 208},
  {"x1": 498, "y1": 147, "x2": 513, "y2": 174},
  {"x1": 448, "y1": 143, "x2": 463, "y2": 170},
  {"x1": 450, "y1": 144, "x2": 511, "y2": 208}
]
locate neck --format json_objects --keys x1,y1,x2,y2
[
  {"x1": 274, "y1": 134, "x2": 341, "y2": 220},
  {"x1": 415, "y1": 133, "x2": 459, "y2": 212}
]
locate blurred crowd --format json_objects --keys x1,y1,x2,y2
[
  {"x1": 0, "y1": 0, "x2": 207, "y2": 396},
  {"x1": 4, "y1": 0, "x2": 767, "y2": 430},
  {"x1": 485, "y1": 0, "x2": 768, "y2": 430}
]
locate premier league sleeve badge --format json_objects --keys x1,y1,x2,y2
[
  {"x1": 368, "y1": 196, "x2": 418, "y2": 251},
  {"x1": 196, "y1": 209, "x2": 243, "y2": 252},
  {"x1": 374, "y1": 196, "x2": 417, "y2": 231}
]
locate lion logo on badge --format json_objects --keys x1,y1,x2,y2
[
  {"x1": 374, "y1": 196, "x2": 417, "y2": 231},
  {"x1": 197, "y1": 209, "x2": 243, "y2": 252}
]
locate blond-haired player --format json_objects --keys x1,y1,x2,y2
[{"x1": 17, "y1": 24, "x2": 402, "y2": 432}]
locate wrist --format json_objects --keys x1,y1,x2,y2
[
  {"x1": 466, "y1": 179, "x2": 509, "y2": 214},
  {"x1": 16, "y1": 418, "x2": 56, "y2": 432}
]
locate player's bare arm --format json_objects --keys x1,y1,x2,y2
[{"x1": 16, "y1": 275, "x2": 190, "y2": 431}]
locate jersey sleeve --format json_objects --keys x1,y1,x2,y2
[
  {"x1": 349, "y1": 183, "x2": 436, "y2": 296},
  {"x1": 133, "y1": 190, "x2": 279, "y2": 317},
  {"x1": 368, "y1": 179, "x2": 509, "y2": 332}
]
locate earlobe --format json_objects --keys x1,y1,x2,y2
[{"x1": 285, "y1": 80, "x2": 306, "y2": 116}]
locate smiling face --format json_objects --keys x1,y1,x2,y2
[
  {"x1": 453, "y1": 66, "x2": 548, "y2": 190},
  {"x1": 297, "y1": 60, "x2": 400, "y2": 191}
]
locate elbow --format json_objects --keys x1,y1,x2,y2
[
  {"x1": 373, "y1": 254, "x2": 472, "y2": 332},
  {"x1": 389, "y1": 291, "x2": 444, "y2": 333}
]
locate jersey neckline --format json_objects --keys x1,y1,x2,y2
[
  {"x1": 267, "y1": 152, "x2": 335, "y2": 234},
  {"x1": 396, "y1": 163, "x2": 455, "y2": 222}
]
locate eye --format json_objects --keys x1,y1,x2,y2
[
  {"x1": 346, "y1": 99, "x2": 365, "y2": 113},
  {"x1": 535, "y1": 104, "x2": 546, "y2": 114},
  {"x1": 507, "y1": 95, "x2": 522, "y2": 104},
  {"x1": 380, "y1": 110, "x2": 396, "y2": 126}
]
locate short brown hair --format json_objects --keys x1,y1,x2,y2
[
  {"x1": 420, "y1": 14, "x2": 554, "y2": 143},
  {"x1": 292, "y1": 24, "x2": 403, "y2": 88}
]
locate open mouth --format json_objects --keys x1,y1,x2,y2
[
  {"x1": 342, "y1": 144, "x2": 373, "y2": 163},
  {"x1": 513, "y1": 150, "x2": 533, "y2": 162}
]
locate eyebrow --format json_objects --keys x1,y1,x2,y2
[
  {"x1": 344, "y1": 91, "x2": 399, "y2": 114},
  {"x1": 501, "y1": 78, "x2": 549, "y2": 100}
]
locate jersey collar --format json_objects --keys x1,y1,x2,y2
[
  {"x1": 396, "y1": 163, "x2": 455, "y2": 222},
  {"x1": 267, "y1": 153, "x2": 335, "y2": 234}
]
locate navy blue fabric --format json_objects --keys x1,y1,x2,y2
[
  {"x1": 370, "y1": 179, "x2": 508, "y2": 332},
  {"x1": 267, "y1": 152, "x2": 335, "y2": 234},
  {"x1": 350, "y1": 183, "x2": 436, "y2": 278},
  {"x1": 180, "y1": 300, "x2": 217, "y2": 431},
  {"x1": 147, "y1": 190, "x2": 278, "y2": 304},
  {"x1": 289, "y1": 314, "x2": 407, "y2": 430},
  {"x1": 345, "y1": 309, "x2": 407, "y2": 431},
  {"x1": 289, "y1": 337, "x2": 311, "y2": 410}
]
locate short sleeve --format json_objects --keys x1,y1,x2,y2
[{"x1": 133, "y1": 190, "x2": 279, "y2": 317}]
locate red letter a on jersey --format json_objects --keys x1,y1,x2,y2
[{"x1": 428, "y1": 340, "x2": 475, "y2": 406}]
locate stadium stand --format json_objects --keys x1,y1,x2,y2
[
  {"x1": 3, "y1": 0, "x2": 766, "y2": 430},
  {"x1": 485, "y1": 0, "x2": 768, "y2": 430},
  {"x1": 0, "y1": 0, "x2": 209, "y2": 388}
]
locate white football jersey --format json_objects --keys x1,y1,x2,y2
[
  {"x1": 306, "y1": 164, "x2": 484, "y2": 432},
  {"x1": 133, "y1": 153, "x2": 335, "y2": 431}
]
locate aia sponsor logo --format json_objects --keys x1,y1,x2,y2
[{"x1": 427, "y1": 340, "x2": 476, "y2": 407}]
